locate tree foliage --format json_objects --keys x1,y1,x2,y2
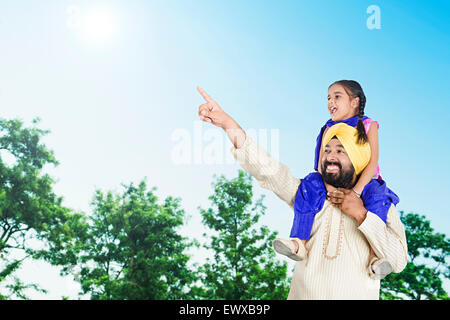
[
  {"x1": 381, "y1": 211, "x2": 449, "y2": 300},
  {"x1": 0, "y1": 118, "x2": 86, "y2": 299},
  {"x1": 2, "y1": 117, "x2": 449, "y2": 301},
  {"x1": 198, "y1": 170, "x2": 290, "y2": 300},
  {"x1": 72, "y1": 180, "x2": 197, "y2": 299}
]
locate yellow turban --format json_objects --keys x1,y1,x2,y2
[{"x1": 322, "y1": 123, "x2": 371, "y2": 175}]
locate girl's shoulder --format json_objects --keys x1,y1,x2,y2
[
  {"x1": 362, "y1": 117, "x2": 379, "y2": 132},
  {"x1": 323, "y1": 116, "x2": 380, "y2": 134},
  {"x1": 362, "y1": 116, "x2": 377, "y2": 123}
]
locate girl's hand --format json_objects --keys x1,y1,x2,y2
[
  {"x1": 327, "y1": 188, "x2": 367, "y2": 225},
  {"x1": 197, "y1": 86, "x2": 232, "y2": 129}
]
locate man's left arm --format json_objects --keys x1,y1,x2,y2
[
  {"x1": 358, "y1": 204, "x2": 408, "y2": 273},
  {"x1": 329, "y1": 189, "x2": 408, "y2": 273}
]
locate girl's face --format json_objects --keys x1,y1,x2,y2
[{"x1": 327, "y1": 84, "x2": 359, "y2": 121}]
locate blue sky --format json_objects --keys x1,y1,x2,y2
[{"x1": 0, "y1": 0, "x2": 449, "y2": 299}]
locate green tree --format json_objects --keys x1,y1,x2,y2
[
  {"x1": 0, "y1": 118, "x2": 87, "y2": 299},
  {"x1": 381, "y1": 211, "x2": 449, "y2": 300},
  {"x1": 73, "y1": 180, "x2": 197, "y2": 299},
  {"x1": 198, "y1": 170, "x2": 290, "y2": 300}
]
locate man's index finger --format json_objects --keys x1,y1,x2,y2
[{"x1": 197, "y1": 86, "x2": 214, "y2": 103}]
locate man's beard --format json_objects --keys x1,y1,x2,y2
[{"x1": 321, "y1": 160, "x2": 356, "y2": 189}]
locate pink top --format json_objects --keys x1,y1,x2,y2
[{"x1": 363, "y1": 118, "x2": 381, "y2": 178}]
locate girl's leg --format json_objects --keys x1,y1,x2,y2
[
  {"x1": 273, "y1": 237, "x2": 307, "y2": 261},
  {"x1": 291, "y1": 239, "x2": 307, "y2": 253}
]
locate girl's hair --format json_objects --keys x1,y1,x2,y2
[{"x1": 329, "y1": 80, "x2": 368, "y2": 144}]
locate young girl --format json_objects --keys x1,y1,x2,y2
[{"x1": 273, "y1": 80, "x2": 398, "y2": 280}]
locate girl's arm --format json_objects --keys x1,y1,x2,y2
[{"x1": 353, "y1": 123, "x2": 379, "y2": 195}]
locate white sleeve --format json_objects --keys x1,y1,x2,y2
[
  {"x1": 230, "y1": 135, "x2": 300, "y2": 210},
  {"x1": 358, "y1": 204, "x2": 408, "y2": 273}
]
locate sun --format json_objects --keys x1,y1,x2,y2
[{"x1": 74, "y1": 6, "x2": 118, "y2": 47}]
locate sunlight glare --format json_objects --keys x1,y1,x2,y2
[{"x1": 80, "y1": 7, "x2": 118, "y2": 47}]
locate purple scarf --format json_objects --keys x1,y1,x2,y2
[{"x1": 290, "y1": 172, "x2": 399, "y2": 240}]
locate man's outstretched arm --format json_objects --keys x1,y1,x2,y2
[
  {"x1": 197, "y1": 86, "x2": 300, "y2": 209},
  {"x1": 230, "y1": 134, "x2": 300, "y2": 209}
]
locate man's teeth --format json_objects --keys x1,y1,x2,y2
[
  {"x1": 327, "y1": 165, "x2": 339, "y2": 172},
  {"x1": 331, "y1": 107, "x2": 337, "y2": 114}
]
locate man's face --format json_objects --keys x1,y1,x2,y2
[{"x1": 321, "y1": 137, "x2": 356, "y2": 189}]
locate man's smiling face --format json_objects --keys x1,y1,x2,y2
[{"x1": 321, "y1": 137, "x2": 356, "y2": 189}]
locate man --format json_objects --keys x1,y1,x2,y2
[
  {"x1": 197, "y1": 87, "x2": 408, "y2": 300},
  {"x1": 272, "y1": 122, "x2": 399, "y2": 280}
]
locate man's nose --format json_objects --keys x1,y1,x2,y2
[{"x1": 326, "y1": 151, "x2": 339, "y2": 162}]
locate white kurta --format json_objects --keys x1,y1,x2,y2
[{"x1": 230, "y1": 135, "x2": 408, "y2": 300}]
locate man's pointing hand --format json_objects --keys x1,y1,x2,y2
[{"x1": 197, "y1": 86, "x2": 230, "y2": 129}]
